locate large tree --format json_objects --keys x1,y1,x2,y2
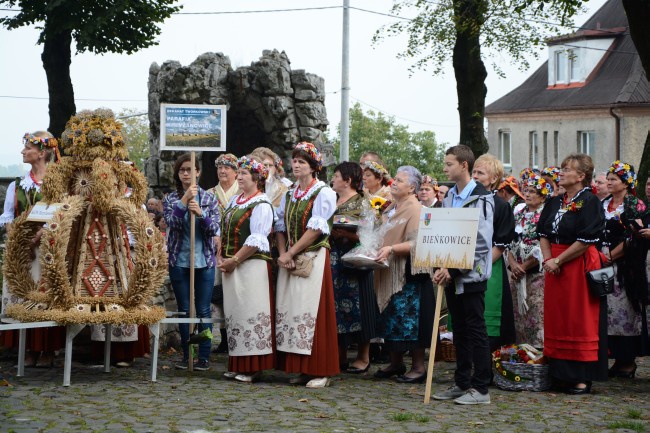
[
  {"x1": 333, "y1": 103, "x2": 446, "y2": 180},
  {"x1": 374, "y1": 0, "x2": 583, "y2": 157},
  {"x1": 0, "y1": 0, "x2": 180, "y2": 138}
]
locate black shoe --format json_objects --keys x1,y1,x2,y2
[
  {"x1": 340, "y1": 362, "x2": 350, "y2": 371},
  {"x1": 396, "y1": 372, "x2": 427, "y2": 384},
  {"x1": 212, "y1": 340, "x2": 228, "y2": 354},
  {"x1": 609, "y1": 364, "x2": 637, "y2": 379},
  {"x1": 373, "y1": 364, "x2": 407, "y2": 379},
  {"x1": 565, "y1": 381, "x2": 591, "y2": 395},
  {"x1": 346, "y1": 363, "x2": 370, "y2": 374}
]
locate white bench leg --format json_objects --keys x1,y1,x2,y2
[
  {"x1": 63, "y1": 324, "x2": 86, "y2": 387},
  {"x1": 149, "y1": 323, "x2": 160, "y2": 382},
  {"x1": 17, "y1": 328, "x2": 26, "y2": 377},
  {"x1": 104, "y1": 324, "x2": 112, "y2": 373}
]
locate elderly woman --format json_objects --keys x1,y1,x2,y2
[
  {"x1": 275, "y1": 142, "x2": 339, "y2": 388},
  {"x1": 218, "y1": 156, "x2": 275, "y2": 383},
  {"x1": 472, "y1": 154, "x2": 516, "y2": 351},
  {"x1": 330, "y1": 162, "x2": 379, "y2": 373},
  {"x1": 418, "y1": 175, "x2": 441, "y2": 208},
  {"x1": 508, "y1": 173, "x2": 551, "y2": 348},
  {"x1": 164, "y1": 154, "x2": 220, "y2": 370},
  {"x1": 537, "y1": 153, "x2": 606, "y2": 394},
  {"x1": 373, "y1": 166, "x2": 435, "y2": 383},
  {"x1": 600, "y1": 161, "x2": 648, "y2": 378},
  {"x1": 362, "y1": 161, "x2": 392, "y2": 202},
  {"x1": 250, "y1": 147, "x2": 290, "y2": 208}
]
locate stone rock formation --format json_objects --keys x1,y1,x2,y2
[{"x1": 147, "y1": 50, "x2": 331, "y2": 191}]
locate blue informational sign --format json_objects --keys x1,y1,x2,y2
[{"x1": 160, "y1": 103, "x2": 227, "y2": 151}]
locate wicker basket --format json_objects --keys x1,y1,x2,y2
[
  {"x1": 440, "y1": 340, "x2": 456, "y2": 362},
  {"x1": 493, "y1": 358, "x2": 551, "y2": 392}
]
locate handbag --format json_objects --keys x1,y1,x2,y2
[
  {"x1": 291, "y1": 253, "x2": 315, "y2": 278},
  {"x1": 586, "y1": 263, "x2": 615, "y2": 297}
]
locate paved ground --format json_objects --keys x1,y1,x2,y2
[{"x1": 0, "y1": 346, "x2": 648, "y2": 433}]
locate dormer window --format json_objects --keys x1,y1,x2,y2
[
  {"x1": 547, "y1": 34, "x2": 618, "y2": 87},
  {"x1": 551, "y1": 48, "x2": 580, "y2": 85}
]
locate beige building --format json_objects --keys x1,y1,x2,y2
[{"x1": 486, "y1": 0, "x2": 650, "y2": 175}]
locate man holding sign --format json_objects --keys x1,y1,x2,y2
[{"x1": 433, "y1": 145, "x2": 494, "y2": 405}]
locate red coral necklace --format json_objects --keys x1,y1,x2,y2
[
  {"x1": 294, "y1": 178, "x2": 317, "y2": 200},
  {"x1": 29, "y1": 171, "x2": 42, "y2": 187},
  {"x1": 236, "y1": 190, "x2": 260, "y2": 205}
]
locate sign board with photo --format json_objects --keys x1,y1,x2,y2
[
  {"x1": 26, "y1": 201, "x2": 61, "y2": 223},
  {"x1": 160, "y1": 103, "x2": 227, "y2": 152},
  {"x1": 413, "y1": 207, "x2": 480, "y2": 271}
]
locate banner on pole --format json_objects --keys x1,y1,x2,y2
[
  {"x1": 160, "y1": 103, "x2": 227, "y2": 152},
  {"x1": 413, "y1": 207, "x2": 480, "y2": 270}
]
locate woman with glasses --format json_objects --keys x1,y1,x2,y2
[{"x1": 163, "y1": 153, "x2": 220, "y2": 371}]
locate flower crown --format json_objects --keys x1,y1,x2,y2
[
  {"x1": 527, "y1": 173, "x2": 552, "y2": 197},
  {"x1": 294, "y1": 142, "x2": 322, "y2": 170},
  {"x1": 609, "y1": 160, "x2": 636, "y2": 191},
  {"x1": 23, "y1": 133, "x2": 61, "y2": 162},
  {"x1": 541, "y1": 166, "x2": 560, "y2": 184},
  {"x1": 421, "y1": 175, "x2": 439, "y2": 192},
  {"x1": 519, "y1": 167, "x2": 540, "y2": 182},
  {"x1": 216, "y1": 153, "x2": 238, "y2": 169},
  {"x1": 238, "y1": 156, "x2": 269, "y2": 180},
  {"x1": 363, "y1": 161, "x2": 390, "y2": 180}
]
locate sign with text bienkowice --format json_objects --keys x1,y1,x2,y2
[
  {"x1": 160, "y1": 103, "x2": 227, "y2": 152},
  {"x1": 413, "y1": 207, "x2": 480, "y2": 270},
  {"x1": 26, "y1": 201, "x2": 61, "y2": 223}
]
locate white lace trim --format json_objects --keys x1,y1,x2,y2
[
  {"x1": 226, "y1": 193, "x2": 271, "y2": 210},
  {"x1": 306, "y1": 216, "x2": 330, "y2": 235},
  {"x1": 0, "y1": 213, "x2": 14, "y2": 227},
  {"x1": 603, "y1": 198, "x2": 623, "y2": 219},
  {"x1": 289, "y1": 180, "x2": 327, "y2": 202},
  {"x1": 19, "y1": 172, "x2": 41, "y2": 194},
  {"x1": 577, "y1": 237, "x2": 599, "y2": 244},
  {"x1": 274, "y1": 219, "x2": 286, "y2": 232},
  {"x1": 243, "y1": 233, "x2": 270, "y2": 252}
]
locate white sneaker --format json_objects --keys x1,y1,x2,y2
[
  {"x1": 223, "y1": 371, "x2": 238, "y2": 379},
  {"x1": 289, "y1": 374, "x2": 310, "y2": 385},
  {"x1": 454, "y1": 388, "x2": 490, "y2": 405},
  {"x1": 234, "y1": 372, "x2": 261, "y2": 383},
  {"x1": 433, "y1": 385, "x2": 466, "y2": 400},
  {"x1": 305, "y1": 377, "x2": 331, "y2": 388}
]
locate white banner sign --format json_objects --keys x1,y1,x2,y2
[
  {"x1": 26, "y1": 201, "x2": 61, "y2": 223},
  {"x1": 413, "y1": 207, "x2": 480, "y2": 270},
  {"x1": 160, "y1": 103, "x2": 227, "y2": 152}
]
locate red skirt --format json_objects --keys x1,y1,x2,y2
[
  {"x1": 276, "y1": 251, "x2": 340, "y2": 377},
  {"x1": 544, "y1": 244, "x2": 601, "y2": 362},
  {"x1": 0, "y1": 327, "x2": 65, "y2": 353},
  {"x1": 228, "y1": 264, "x2": 276, "y2": 373}
]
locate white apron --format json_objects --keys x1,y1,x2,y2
[
  {"x1": 222, "y1": 258, "x2": 273, "y2": 356},
  {"x1": 275, "y1": 247, "x2": 326, "y2": 355}
]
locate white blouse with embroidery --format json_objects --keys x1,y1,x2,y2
[
  {"x1": 217, "y1": 193, "x2": 273, "y2": 253},
  {"x1": 274, "y1": 181, "x2": 336, "y2": 235},
  {"x1": 0, "y1": 173, "x2": 41, "y2": 227}
]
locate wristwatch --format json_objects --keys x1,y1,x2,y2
[{"x1": 554, "y1": 258, "x2": 560, "y2": 266}]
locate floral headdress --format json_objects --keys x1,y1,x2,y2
[
  {"x1": 293, "y1": 142, "x2": 322, "y2": 171},
  {"x1": 215, "y1": 153, "x2": 238, "y2": 170},
  {"x1": 527, "y1": 173, "x2": 552, "y2": 197},
  {"x1": 609, "y1": 160, "x2": 637, "y2": 193},
  {"x1": 420, "y1": 175, "x2": 439, "y2": 193},
  {"x1": 363, "y1": 161, "x2": 391, "y2": 181},
  {"x1": 238, "y1": 156, "x2": 269, "y2": 181},
  {"x1": 541, "y1": 166, "x2": 560, "y2": 184},
  {"x1": 499, "y1": 176, "x2": 525, "y2": 199},
  {"x1": 23, "y1": 133, "x2": 61, "y2": 162},
  {"x1": 519, "y1": 167, "x2": 540, "y2": 183}
]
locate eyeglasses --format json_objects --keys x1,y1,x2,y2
[{"x1": 178, "y1": 168, "x2": 195, "y2": 174}]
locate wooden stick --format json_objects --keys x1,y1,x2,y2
[
  {"x1": 188, "y1": 151, "x2": 196, "y2": 371},
  {"x1": 424, "y1": 284, "x2": 444, "y2": 404}
]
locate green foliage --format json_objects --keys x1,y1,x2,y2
[
  {"x1": 373, "y1": 0, "x2": 583, "y2": 78},
  {"x1": 627, "y1": 408, "x2": 643, "y2": 420},
  {"x1": 118, "y1": 109, "x2": 149, "y2": 171},
  {"x1": 0, "y1": 0, "x2": 181, "y2": 54},
  {"x1": 606, "y1": 420, "x2": 645, "y2": 432},
  {"x1": 333, "y1": 103, "x2": 447, "y2": 181}
]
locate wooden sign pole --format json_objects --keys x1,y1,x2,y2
[
  {"x1": 423, "y1": 284, "x2": 444, "y2": 404},
  {"x1": 188, "y1": 151, "x2": 196, "y2": 371}
]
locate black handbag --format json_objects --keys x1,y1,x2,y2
[{"x1": 586, "y1": 264, "x2": 615, "y2": 297}]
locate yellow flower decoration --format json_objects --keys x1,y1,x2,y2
[
  {"x1": 370, "y1": 196, "x2": 387, "y2": 210},
  {"x1": 514, "y1": 376, "x2": 521, "y2": 382}
]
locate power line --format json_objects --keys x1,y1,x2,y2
[
  {"x1": 0, "y1": 95, "x2": 145, "y2": 102},
  {"x1": 174, "y1": 5, "x2": 340, "y2": 15},
  {"x1": 351, "y1": 96, "x2": 456, "y2": 129}
]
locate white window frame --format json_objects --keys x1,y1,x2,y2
[
  {"x1": 568, "y1": 49, "x2": 579, "y2": 82},
  {"x1": 530, "y1": 131, "x2": 539, "y2": 169},
  {"x1": 578, "y1": 131, "x2": 595, "y2": 156},
  {"x1": 499, "y1": 130, "x2": 512, "y2": 167},
  {"x1": 555, "y1": 51, "x2": 567, "y2": 83}
]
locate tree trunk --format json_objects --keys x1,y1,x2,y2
[
  {"x1": 622, "y1": 0, "x2": 650, "y2": 79},
  {"x1": 452, "y1": 0, "x2": 489, "y2": 157},
  {"x1": 41, "y1": 29, "x2": 75, "y2": 139}
]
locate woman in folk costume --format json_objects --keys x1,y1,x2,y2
[
  {"x1": 373, "y1": 166, "x2": 436, "y2": 384},
  {"x1": 0, "y1": 131, "x2": 64, "y2": 367},
  {"x1": 538, "y1": 153, "x2": 607, "y2": 394},
  {"x1": 218, "y1": 156, "x2": 275, "y2": 383},
  {"x1": 418, "y1": 175, "x2": 441, "y2": 208},
  {"x1": 275, "y1": 142, "x2": 339, "y2": 388},
  {"x1": 250, "y1": 147, "x2": 290, "y2": 208},
  {"x1": 508, "y1": 173, "x2": 551, "y2": 349},
  {"x1": 209, "y1": 153, "x2": 240, "y2": 354},
  {"x1": 472, "y1": 154, "x2": 516, "y2": 351},
  {"x1": 362, "y1": 160, "x2": 392, "y2": 202}
]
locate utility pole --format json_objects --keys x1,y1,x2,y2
[{"x1": 340, "y1": 0, "x2": 350, "y2": 162}]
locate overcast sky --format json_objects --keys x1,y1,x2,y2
[{"x1": 0, "y1": 0, "x2": 606, "y2": 167}]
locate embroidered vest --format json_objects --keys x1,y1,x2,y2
[
  {"x1": 284, "y1": 185, "x2": 331, "y2": 252},
  {"x1": 14, "y1": 176, "x2": 42, "y2": 217},
  {"x1": 221, "y1": 198, "x2": 273, "y2": 262}
]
